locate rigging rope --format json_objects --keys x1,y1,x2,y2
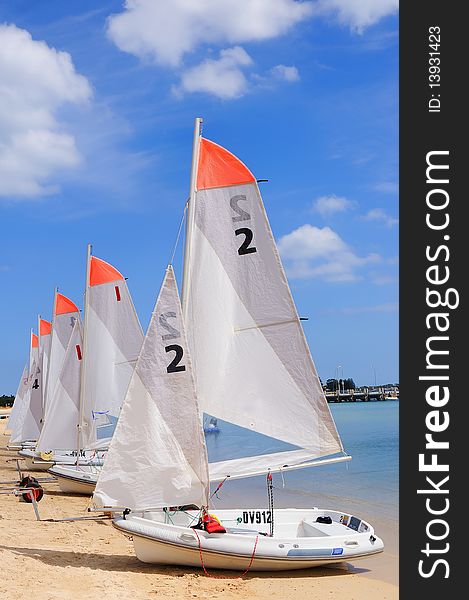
[
  {"x1": 169, "y1": 201, "x2": 188, "y2": 266},
  {"x1": 192, "y1": 528, "x2": 259, "y2": 578},
  {"x1": 209, "y1": 476, "x2": 229, "y2": 502},
  {"x1": 267, "y1": 471, "x2": 274, "y2": 537}
]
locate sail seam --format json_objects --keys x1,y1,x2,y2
[{"x1": 234, "y1": 318, "x2": 299, "y2": 333}]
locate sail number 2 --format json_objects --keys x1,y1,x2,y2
[
  {"x1": 231, "y1": 195, "x2": 257, "y2": 256},
  {"x1": 159, "y1": 312, "x2": 186, "y2": 373}
]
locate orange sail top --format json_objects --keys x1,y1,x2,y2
[
  {"x1": 55, "y1": 293, "x2": 79, "y2": 316},
  {"x1": 40, "y1": 319, "x2": 52, "y2": 336},
  {"x1": 31, "y1": 333, "x2": 39, "y2": 348},
  {"x1": 89, "y1": 256, "x2": 124, "y2": 287},
  {"x1": 196, "y1": 137, "x2": 255, "y2": 191}
]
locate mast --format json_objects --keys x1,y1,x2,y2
[
  {"x1": 29, "y1": 328, "x2": 34, "y2": 372},
  {"x1": 181, "y1": 117, "x2": 203, "y2": 320},
  {"x1": 76, "y1": 243, "x2": 92, "y2": 462},
  {"x1": 43, "y1": 287, "x2": 58, "y2": 416},
  {"x1": 37, "y1": 314, "x2": 43, "y2": 420}
]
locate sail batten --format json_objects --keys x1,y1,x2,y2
[{"x1": 209, "y1": 451, "x2": 352, "y2": 483}]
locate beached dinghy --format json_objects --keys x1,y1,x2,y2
[
  {"x1": 49, "y1": 248, "x2": 143, "y2": 494},
  {"x1": 48, "y1": 463, "x2": 101, "y2": 494},
  {"x1": 114, "y1": 508, "x2": 382, "y2": 570},
  {"x1": 92, "y1": 119, "x2": 384, "y2": 571},
  {"x1": 18, "y1": 294, "x2": 85, "y2": 471},
  {"x1": 17, "y1": 319, "x2": 53, "y2": 470},
  {"x1": 8, "y1": 332, "x2": 42, "y2": 451},
  {"x1": 93, "y1": 265, "x2": 383, "y2": 570},
  {"x1": 32, "y1": 296, "x2": 104, "y2": 472},
  {"x1": 93, "y1": 120, "x2": 384, "y2": 570},
  {"x1": 6, "y1": 365, "x2": 30, "y2": 439}
]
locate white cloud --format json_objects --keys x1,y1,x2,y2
[
  {"x1": 107, "y1": 1, "x2": 397, "y2": 99},
  {"x1": 175, "y1": 53, "x2": 301, "y2": 98},
  {"x1": 107, "y1": 0, "x2": 314, "y2": 67},
  {"x1": 270, "y1": 64, "x2": 300, "y2": 82},
  {"x1": 174, "y1": 47, "x2": 253, "y2": 99},
  {"x1": 313, "y1": 0, "x2": 399, "y2": 33},
  {"x1": 278, "y1": 224, "x2": 380, "y2": 282},
  {"x1": 0, "y1": 24, "x2": 92, "y2": 199},
  {"x1": 312, "y1": 194, "x2": 356, "y2": 216},
  {"x1": 362, "y1": 208, "x2": 398, "y2": 227}
]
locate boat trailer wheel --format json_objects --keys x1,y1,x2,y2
[{"x1": 20, "y1": 476, "x2": 44, "y2": 503}]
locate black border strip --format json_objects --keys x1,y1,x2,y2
[{"x1": 400, "y1": 3, "x2": 464, "y2": 595}]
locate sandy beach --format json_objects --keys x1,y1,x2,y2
[{"x1": 0, "y1": 420, "x2": 398, "y2": 600}]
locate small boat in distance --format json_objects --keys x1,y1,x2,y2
[{"x1": 203, "y1": 416, "x2": 220, "y2": 434}]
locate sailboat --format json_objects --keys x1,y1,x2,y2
[
  {"x1": 203, "y1": 416, "x2": 220, "y2": 434},
  {"x1": 20, "y1": 293, "x2": 86, "y2": 470},
  {"x1": 6, "y1": 364, "x2": 30, "y2": 440},
  {"x1": 49, "y1": 247, "x2": 144, "y2": 494},
  {"x1": 18, "y1": 316, "x2": 64, "y2": 471},
  {"x1": 91, "y1": 119, "x2": 384, "y2": 571},
  {"x1": 8, "y1": 331, "x2": 41, "y2": 448}
]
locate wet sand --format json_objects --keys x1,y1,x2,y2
[{"x1": 0, "y1": 420, "x2": 398, "y2": 599}]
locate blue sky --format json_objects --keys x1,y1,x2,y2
[{"x1": 0, "y1": 1, "x2": 398, "y2": 393}]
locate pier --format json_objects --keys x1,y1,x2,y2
[{"x1": 325, "y1": 388, "x2": 399, "y2": 402}]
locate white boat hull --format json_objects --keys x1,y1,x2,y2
[
  {"x1": 18, "y1": 449, "x2": 104, "y2": 472},
  {"x1": 48, "y1": 465, "x2": 98, "y2": 495},
  {"x1": 113, "y1": 508, "x2": 384, "y2": 572},
  {"x1": 21, "y1": 456, "x2": 53, "y2": 471}
]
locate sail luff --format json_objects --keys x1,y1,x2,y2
[
  {"x1": 29, "y1": 329, "x2": 37, "y2": 372},
  {"x1": 77, "y1": 243, "x2": 92, "y2": 458},
  {"x1": 42, "y1": 288, "x2": 57, "y2": 416},
  {"x1": 182, "y1": 117, "x2": 203, "y2": 320}
]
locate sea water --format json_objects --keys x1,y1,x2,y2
[
  {"x1": 206, "y1": 400, "x2": 398, "y2": 525},
  {"x1": 206, "y1": 400, "x2": 399, "y2": 584}
]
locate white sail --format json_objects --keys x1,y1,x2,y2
[
  {"x1": 11, "y1": 357, "x2": 41, "y2": 443},
  {"x1": 30, "y1": 330, "x2": 39, "y2": 369},
  {"x1": 93, "y1": 265, "x2": 209, "y2": 511},
  {"x1": 38, "y1": 318, "x2": 52, "y2": 418},
  {"x1": 36, "y1": 319, "x2": 83, "y2": 452},
  {"x1": 79, "y1": 255, "x2": 144, "y2": 450},
  {"x1": 183, "y1": 135, "x2": 344, "y2": 480},
  {"x1": 6, "y1": 365, "x2": 29, "y2": 434},
  {"x1": 9, "y1": 332, "x2": 40, "y2": 443},
  {"x1": 43, "y1": 292, "x2": 80, "y2": 422}
]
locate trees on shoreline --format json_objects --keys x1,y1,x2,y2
[{"x1": 0, "y1": 395, "x2": 14, "y2": 407}]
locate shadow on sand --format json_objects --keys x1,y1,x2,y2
[{"x1": 0, "y1": 544, "x2": 370, "y2": 579}]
